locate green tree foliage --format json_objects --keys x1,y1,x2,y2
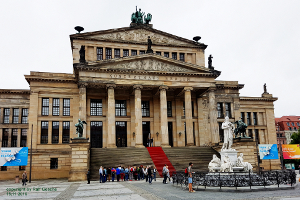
[{"x1": 290, "y1": 128, "x2": 300, "y2": 144}]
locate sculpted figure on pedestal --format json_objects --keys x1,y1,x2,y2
[
  {"x1": 208, "y1": 154, "x2": 221, "y2": 172},
  {"x1": 75, "y1": 119, "x2": 87, "y2": 138},
  {"x1": 221, "y1": 116, "x2": 235, "y2": 151},
  {"x1": 220, "y1": 154, "x2": 233, "y2": 172},
  {"x1": 236, "y1": 153, "x2": 253, "y2": 172}
]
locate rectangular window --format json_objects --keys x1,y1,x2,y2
[
  {"x1": 41, "y1": 121, "x2": 48, "y2": 144},
  {"x1": 156, "y1": 51, "x2": 161, "y2": 56},
  {"x1": 297, "y1": 122, "x2": 300, "y2": 126},
  {"x1": 241, "y1": 112, "x2": 245, "y2": 122},
  {"x1": 225, "y1": 103, "x2": 231, "y2": 118},
  {"x1": 253, "y1": 112, "x2": 257, "y2": 125},
  {"x1": 12, "y1": 129, "x2": 18, "y2": 147},
  {"x1": 52, "y1": 121, "x2": 59, "y2": 144},
  {"x1": 131, "y1": 50, "x2": 137, "y2": 56},
  {"x1": 219, "y1": 122, "x2": 224, "y2": 142},
  {"x1": 90, "y1": 99, "x2": 102, "y2": 116},
  {"x1": 2, "y1": 129, "x2": 9, "y2": 147},
  {"x1": 167, "y1": 101, "x2": 172, "y2": 117},
  {"x1": 115, "y1": 100, "x2": 126, "y2": 116},
  {"x1": 106, "y1": 48, "x2": 112, "y2": 59},
  {"x1": 123, "y1": 49, "x2": 129, "y2": 57},
  {"x1": 114, "y1": 49, "x2": 120, "y2": 58},
  {"x1": 52, "y1": 98, "x2": 59, "y2": 116},
  {"x1": 63, "y1": 122, "x2": 70, "y2": 143},
  {"x1": 19, "y1": 166, "x2": 25, "y2": 171},
  {"x1": 97, "y1": 47, "x2": 103, "y2": 60},
  {"x1": 248, "y1": 129, "x2": 253, "y2": 138},
  {"x1": 63, "y1": 99, "x2": 70, "y2": 116},
  {"x1": 4, "y1": 108, "x2": 10, "y2": 123},
  {"x1": 42, "y1": 98, "x2": 49, "y2": 116},
  {"x1": 287, "y1": 122, "x2": 290, "y2": 126},
  {"x1": 291, "y1": 122, "x2": 295, "y2": 126},
  {"x1": 21, "y1": 108, "x2": 28, "y2": 124},
  {"x1": 172, "y1": 52, "x2": 177, "y2": 60},
  {"x1": 13, "y1": 108, "x2": 19, "y2": 123},
  {"x1": 140, "y1": 50, "x2": 145, "y2": 55},
  {"x1": 20, "y1": 129, "x2": 27, "y2": 147},
  {"x1": 179, "y1": 53, "x2": 185, "y2": 61},
  {"x1": 1, "y1": 166, "x2": 7, "y2": 171},
  {"x1": 50, "y1": 158, "x2": 58, "y2": 169},
  {"x1": 247, "y1": 112, "x2": 251, "y2": 125},
  {"x1": 141, "y1": 101, "x2": 150, "y2": 117},
  {"x1": 217, "y1": 103, "x2": 223, "y2": 118},
  {"x1": 164, "y1": 52, "x2": 169, "y2": 58}
]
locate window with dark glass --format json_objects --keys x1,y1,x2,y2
[
  {"x1": 241, "y1": 112, "x2": 245, "y2": 122},
  {"x1": 140, "y1": 50, "x2": 145, "y2": 55},
  {"x1": 1, "y1": 166, "x2": 7, "y2": 171},
  {"x1": 123, "y1": 49, "x2": 129, "y2": 57},
  {"x1": 13, "y1": 108, "x2": 19, "y2": 123},
  {"x1": 106, "y1": 48, "x2": 112, "y2": 59},
  {"x1": 63, "y1": 99, "x2": 70, "y2": 116},
  {"x1": 164, "y1": 52, "x2": 169, "y2": 58},
  {"x1": 20, "y1": 129, "x2": 27, "y2": 147},
  {"x1": 141, "y1": 101, "x2": 150, "y2": 117},
  {"x1": 297, "y1": 122, "x2": 300, "y2": 126},
  {"x1": 19, "y1": 166, "x2": 25, "y2": 171},
  {"x1": 114, "y1": 49, "x2": 120, "y2": 58},
  {"x1": 4, "y1": 108, "x2": 10, "y2": 123},
  {"x1": 291, "y1": 122, "x2": 295, "y2": 126},
  {"x1": 52, "y1": 98, "x2": 59, "y2": 116},
  {"x1": 63, "y1": 122, "x2": 70, "y2": 143},
  {"x1": 253, "y1": 112, "x2": 257, "y2": 125},
  {"x1": 2, "y1": 129, "x2": 9, "y2": 147},
  {"x1": 21, "y1": 108, "x2": 28, "y2": 124},
  {"x1": 255, "y1": 129, "x2": 260, "y2": 144},
  {"x1": 167, "y1": 101, "x2": 172, "y2": 117},
  {"x1": 41, "y1": 121, "x2": 48, "y2": 144},
  {"x1": 156, "y1": 51, "x2": 161, "y2": 55},
  {"x1": 172, "y1": 52, "x2": 177, "y2": 60},
  {"x1": 287, "y1": 122, "x2": 290, "y2": 126},
  {"x1": 294, "y1": 127, "x2": 297, "y2": 131},
  {"x1": 97, "y1": 47, "x2": 103, "y2": 60},
  {"x1": 115, "y1": 100, "x2": 126, "y2": 116},
  {"x1": 50, "y1": 158, "x2": 58, "y2": 169},
  {"x1": 219, "y1": 122, "x2": 224, "y2": 142},
  {"x1": 90, "y1": 99, "x2": 102, "y2": 116},
  {"x1": 42, "y1": 98, "x2": 49, "y2": 116},
  {"x1": 289, "y1": 127, "x2": 292, "y2": 131},
  {"x1": 248, "y1": 129, "x2": 253, "y2": 138},
  {"x1": 12, "y1": 129, "x2": 18, "y2": 147},
  {"x1": 225, "y1": 103, "x2": 231, "y2": 118},
  {"x1": 179, "y1": 53, "x2": 185, "y2": 61},
  {"x1": 247, "y1": 112, "x2": 251, "y2": 125},
  {"x1": 52, "y1": 121, "x2": 59, "y2": 144},
  {"x1": 217, "y1": 103, "x2": 223, "y2": 118},
  {"x1": 131, "y1": 50, "x2": 137, "y2": 56}
]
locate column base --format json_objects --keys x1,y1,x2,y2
[
  {"x1": 186, "y1": 143, "x2": 196, "y2": 147},
  {"x1": 106, "y1": 144, "x2": 117, "y2": 148},
  {"x1": 135, "y1": 144, "x2": 145, "y2": 148},
  {"x1": 161, "y1": 144, "x2": 171, "y2": 148}
]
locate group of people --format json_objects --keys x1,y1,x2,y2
[{"x1": 96, "y1": 165, "x2": 157, "y2": 184}]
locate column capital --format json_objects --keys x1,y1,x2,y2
[
  {"x1": 106, "y1": 84, "x2": 116, "y2": 90},
  {"x1": 159, "y1": 86, "x2": 168, "y2": 91},
  {"x1": 184, "y1": 87, "x2": 193, "y2": 92},
  {"x1": 133, "y1": 85, "x2": 143, "y2": 90}
]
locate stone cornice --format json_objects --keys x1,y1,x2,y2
[
  {"x1": 0, "y1": 89, "x2": 30, "y2": 95},
  {"x1": 216, "y1": 84, "x2": 244, "y2": 90},
  {"x1": 240, "y1": 97, "x2": 278, "y2": 102}
]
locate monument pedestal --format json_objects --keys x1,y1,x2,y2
[
  {"x1": 220, "y1": 150, "x2": 237, "y2": 166},
  {"x1": 68, "y1": 138, "x2": 90, "y2": 182}
]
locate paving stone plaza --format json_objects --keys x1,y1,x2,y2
[{"x1": 1, "y1": 175, "x2": 300, "y2": 200}]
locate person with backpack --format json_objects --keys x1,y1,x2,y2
[
  {"x1": 188, "y1": 162, "x2": 195, "y2": 193},
  {"x1": 107, "y1": 167, "x2": 111, "y2": 182}
]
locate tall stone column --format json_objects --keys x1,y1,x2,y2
[
  {"x1": 79, "y1": 83, "x2": 87, "y2": 138},
  {"x1": 184, "y1": 87, "x2": 194, "y2": 146},
  {"x1": 134, "y1": 85, "x2": 144, "y2": 148},
  {"x1": 208, "y1": 89, "x2": 219, "y2": 143},
  {"x1": 107, "y1": 84, "x2": 116, "y2": 148},
  {"x1": 160, "y1": 86, "x2": 169, "y2": 147}
]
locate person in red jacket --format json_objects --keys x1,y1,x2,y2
[{"x1": 111, "y1": 167, "x2": 116, "y2": 182}]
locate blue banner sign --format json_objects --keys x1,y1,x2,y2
[
  {"x1": 258, "y1": 144, "x2": 279, "y2": 160},
  {"x1": 0, "y1": 147, "x2": 28, "y2": 166}
]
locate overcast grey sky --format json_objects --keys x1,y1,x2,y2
[{"x1": 0, "y1": 0, "x2": 299, "y2": 117}]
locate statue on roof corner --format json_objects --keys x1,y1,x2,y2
[
  {"x1": 144, "y1": 13, "x2": 152, "y2": 24},
  {"x1": 79, "y1": 45, "x2": 86, "y2": 63},
  {"x1": 208, "y1": 54, "x2": 213, "y2": 69}
]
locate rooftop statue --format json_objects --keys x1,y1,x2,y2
[
  {"x1": 75, "y1": 119, "x2": 87, "y2": 138},
  {"x1": 144, "y1": 13, "x2": 152, "y2": 24},
  {"x1": 263, "y1": 83, "x2": 268, "y2": 94},
  {"x1": 131, "y1": 7, "x2": 151, "y2": 25},
  {"x1": 79, "y1": 45, "x2": 86, "y2": 63},
  {"x1": 208, "y1": 54, "x2": 213, "y2": 69},
  {"x1": 146, "y1": 36, "x2": 153, "y2": 53}
]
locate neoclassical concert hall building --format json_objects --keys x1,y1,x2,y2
[{"x1": 0, "y1": 19, "x2": 280, "y2": 180}]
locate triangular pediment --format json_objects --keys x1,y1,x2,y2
[
  {"x1": 85, "y1": 54, "x2": 211, "y2": 74},
  {"x1": 70, "y1": 26, "x2": 206, "y2": 48}
]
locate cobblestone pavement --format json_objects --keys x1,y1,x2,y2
[{"x1": 0, "y1": 177, "x2": 300, "y2": 200}]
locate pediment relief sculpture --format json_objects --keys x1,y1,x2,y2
[
  {"x1": 99, "y1": 59, "x2": 201, "y2": 73},
  {"x1": 88, "y1": 29, "x2": 191, "y2": 46}
]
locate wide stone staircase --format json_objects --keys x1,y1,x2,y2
[
  {"x1": 90, "y1": 147, "x2": 219, "y2": 180},
  {"x1": 162, "y1": 147, "x2": 220, "y2": 172}
]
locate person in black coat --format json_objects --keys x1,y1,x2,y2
[
  {"x1": 87, "y1": 169, "x2": 90, "y2": 184},
  {"x1": 148, "y1": 166, "x2": 153, "y2": 184}
]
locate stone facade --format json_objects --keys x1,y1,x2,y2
[{"x1": 0, "y1": 23, "x2": 280, "y2": 180}]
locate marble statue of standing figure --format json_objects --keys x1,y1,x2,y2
[
  {"x1": 221, "y1": 116, "x2": 235, "y2": 151},
  {"x1": 220, "y1": 153, "x2": 233, "y2": 172},
  {"x1": 236, "y1": 153, "x2": 253, "y2": 172},
  {"x1": 208, "y1": 154, "x2": 221, "y2": 172}
]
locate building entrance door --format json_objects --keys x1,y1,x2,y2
[
  {"x1": 116, "y1": 121, "x2": 127, "y2": 147},
  {"x1": 168, "y1": 122, "x2": 173, "y2": 147},
  {"x1": 91, "y1": 121, "x2": 103, "y2": 148},
  {"x1": 142, "y1": 121, "x2": 150, "y2": 147}
]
